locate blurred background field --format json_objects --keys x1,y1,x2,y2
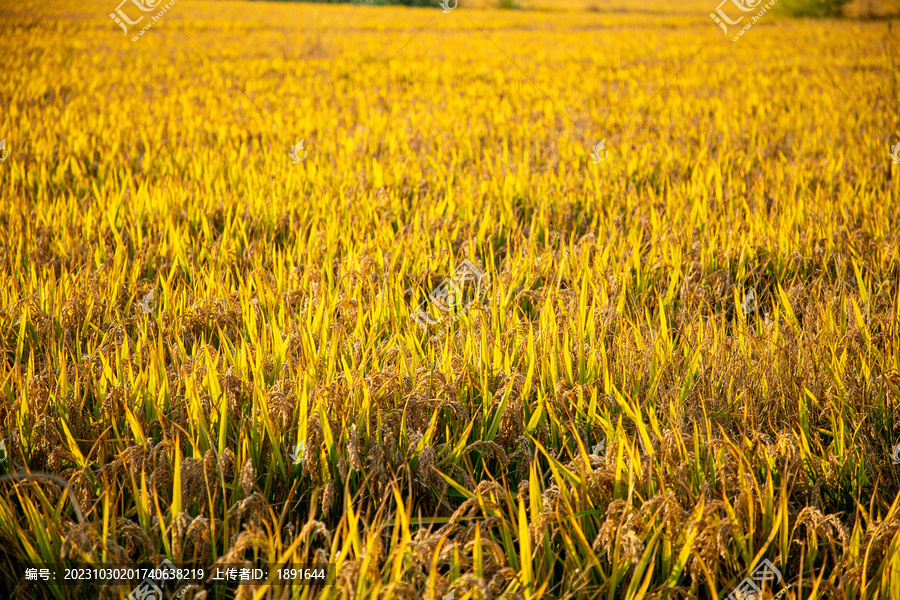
[{"x1": 1, "y1": 0, "x2": 899, "y2": 598}]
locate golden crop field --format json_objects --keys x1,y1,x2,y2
[{"x1": 1, "y1": 0, "x2": 900, "y2": 598}]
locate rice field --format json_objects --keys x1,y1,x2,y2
[{"x1": 1, "y1": 0, "x2": 900, "y2": 598}]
